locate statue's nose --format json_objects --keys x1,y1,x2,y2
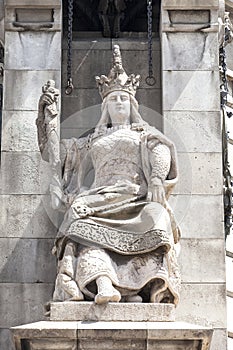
[{"x1": 116, "y1": 96, "x2": 122, "y2": 103}]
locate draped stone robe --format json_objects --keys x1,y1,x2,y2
[{"x1": 53, "y1": 123, "x2": 181, "y2": 304}]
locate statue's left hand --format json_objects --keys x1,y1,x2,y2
[{"x1": 148, "y1": 184, "x2": 166, "y2": 206}]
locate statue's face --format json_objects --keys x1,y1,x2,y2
[{"x1": 107, "y1": 91, "x2": 130, "y2": 125}]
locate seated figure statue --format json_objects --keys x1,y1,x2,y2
[{"x1": 37, "y1": 45, "x2": 181, "y2": 305}]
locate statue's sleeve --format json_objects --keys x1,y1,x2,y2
[
  {"x1": 61, "y1": 137, "x2": 92, "y2": 197},
  {"x1": 149, "y1": 143, "x2": 171, "y2": 186}
]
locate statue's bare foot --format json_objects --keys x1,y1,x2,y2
[
  {"x1": 95, "y1": 276, "x2": 121, "y2": 304},
  {"x1": 95, "y1": 288, "x2": 121, "y2": 304}
]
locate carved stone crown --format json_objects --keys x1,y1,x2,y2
[{"x1": 95, "y1": 45, "x2": 140, "y2": 99}]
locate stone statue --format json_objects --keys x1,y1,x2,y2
[
  {"x1": 37, "y1": 45, "x2": 181, "y2": 305},
  {"x1": 98, "y1": 0, "x2": 126, "y2": 37}
]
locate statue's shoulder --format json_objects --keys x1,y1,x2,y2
[
  {"x1": 141, "y1": 123, "x2": 175, "y2": 149},
  {"x1": 61, "y1": 135, "x2": 90, "y2": 151}
]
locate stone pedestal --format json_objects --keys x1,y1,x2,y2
[
  {"x1": 11, "y1": 304, "x2": 213, "y2": 350},
  {"x1": 11, "y1": 320, "x2": 213, "y2": 350},
  {"x1": 49, "y1": 302, "x2": 176, "y2": 322}
]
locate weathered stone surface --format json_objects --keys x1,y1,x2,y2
[
  {"x1": 0, "y1": 195, "x2": 58, "y2": 238},
  {"x1": 164, "y1": 111, "x2": 221, "y2": 153},
  {"x1": 4, "y1": 70, "x2": 60, "y2": 111},
  {"x1": 210, "y1": 329, "x2": 227, "y2": 350},
  {"x1": 162, "y1": 0, "x2": 219, "y2": 10},
  {"x1": 178, "y1": 239, "x2": 226, "y2": 283},
  {"x1": 16, "y1": 8, "x2": 53, "y2": 22},
  {"x1": 11, "y1": 321, "x2": 213, "y2": 350},
  {"x1": 176, "y1": 284, "x2": 227, "y2": 328},
  {"x1": 62, "y1": 49, "x2": 161, "y2": 89},
  {"x1": 1, "y1": 111, "x2": 39, "y2": 152},
  {"x1": 5, "y1": 0, "x2": 61, "y2": 7},
  {"x1": 169, "y1": 10, "x2": 210, "y2": 25},
  {"x1": 0, "y1": 238, "x2": 56, "y2": 282},
  {"x1": 137, "y1": 89, "x2": 162, "y2": 116},
  {"x1": 169, "y1": 195, "x2": 224, "y2": 239},
  {"x1": 0, "y1": 329, "x2": 14, "y2": 350},
  {"x1": 163, "y1": 32, "x2": 218, "y2": 71},
  {"x1": 0, "y1": 283, "x2": 54, "y2": 328},
  {"x1": 63, "y1": 38, "x2": 112, "y2": 50},
  {"x1": 5, "y1": 32, "x2": 61, "y2": 70},
  {"x1": 61, "y1": 89, "x2": 102, "y2": 120},
  {"x1": 1, "y1": 151, "x2": 52, "y2": 195},
  {"x1": 147, "y1": 340, "x2": 202, "y2": 350},
  {"x1": 163, "y1": 71, "x2": 220, "y2": 111},
  {"x1": 174, "y1": 153, "x2": 222, "y2": 195},
  {"x1": 61, "y1": 99, "x2": 101, "y2": 128},
  {"x1": 50, "y1": 302, "x2": 175, "y2": 322},
  {"x1": 12, "y1": 321, "x2": 79, "y2": 339}
]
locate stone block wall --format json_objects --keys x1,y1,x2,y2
[
  {"x1": 0, "y1": 1, "x2": 62, "y2": 349},
  {"x1": 161, "y1": 1, "x2": 227, "y2": 349},
  {"x1": 0, "y1": 0, "x2": 228, "y2": 350}
]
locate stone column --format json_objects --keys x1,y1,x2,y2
[
  {"x1": 0, "y1": 1, "x2": 61, "y2": 349},
  {"x1": 161, "y1": 1, "x2": 226, "y2": 350}
]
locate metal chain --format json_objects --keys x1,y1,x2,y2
[
  {"x1": 219, "y1": 46, "x2": 228, "y2": 108},
  {"x1": 146, "y1": 0, "x2": 156, "y2": 86},
  {"x1": 65, "y1": 0, "x2": 74, "y2": 95},
  {"x1": 220, "y1": 18, "x2": 233, "y2": 238}
]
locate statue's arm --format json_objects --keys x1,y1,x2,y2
[{"x1": 148, "y1": 142, "x2": 171, "y2": 205}]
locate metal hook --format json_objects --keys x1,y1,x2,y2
[
  {"x1": 145, "y1": 76, "x2": 156, "y2": 86},
  {"x1": 65, "y1": 78, "x2": 74, "y2": 95}
]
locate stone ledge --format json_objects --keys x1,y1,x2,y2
[
  {"x1": 5, "y1": 0, "x2": 61, "y2": 8},
  {"x1": 162, "y1": 0, "x2": 219, "y2": 10},
  {"x1": 50, "y1": 302, "x2": 175, "y2": 322},
  {"x1": 11, "y1": 321, "x2": 213, "y2": 350}
]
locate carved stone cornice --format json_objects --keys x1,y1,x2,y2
[
  {"x1": 162, "y1": 0, "x2": 219, "y2": 10},
  {"x1": 5, "y1": 0, "x2": 61, "y2": 31}
]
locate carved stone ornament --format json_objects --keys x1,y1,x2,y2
[{"x1": 37, "y1": 45, "x2": 181, "y2": 306}]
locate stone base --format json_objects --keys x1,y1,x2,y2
[
  {"x1": 49, "y1": 302, "x2": 175, "y2": 322},
  {"x1": 11, "y1": 321, "x2": 213, "y2": 350}
]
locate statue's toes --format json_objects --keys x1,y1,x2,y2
[
  {"x1": 95, "y1": 293, "x2": 111, "y2": 304},
  {"x1": 109, "y1": 288, "x2": 121, "y2": 302},
  {"x1": 95, "y1": 287, "x2": 121, "y2": 304}
]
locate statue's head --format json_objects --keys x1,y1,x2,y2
[
  {"x1": 105, "y1": 90, "x2": 130, "y2": 125},
  {"x1": 95, "y1": 45, "x2": 144, "y2": 127}
]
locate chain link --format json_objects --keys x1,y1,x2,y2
[
  {"x1": 146, "y1": 0, "x2": 156, "y2": 86},
  {"x1": 65, "y1": 0, "x2": 74, "y2": 95},
  {"x1": 220, "y1": 18, "x2": 233, "y2": 237}
]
